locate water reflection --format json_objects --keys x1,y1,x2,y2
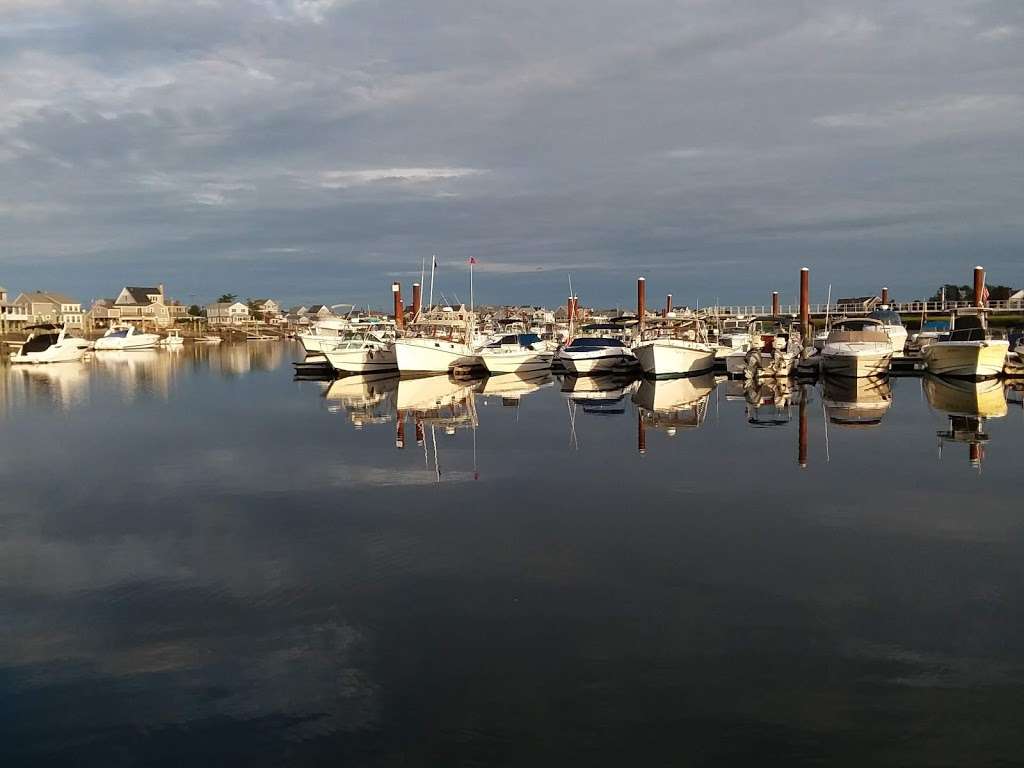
[
  {"x1": 5, "y1": 362, "x2": 91, "y2": 411},
  {"x1": 478, "y1": 371, "x2": 554, "y2": 404},
  {"x1": 633, "y1": 374, "x2": 715, "y2": 453},
  {"x1": 323, "y1": 373, "x2": 399, "y2": 429},
  {"x1": 821, "y1": 375, "x2": 893, "y2": 428},
  {"x1": 924, "y1": 375, "x2": 1007, "y2": 468}
]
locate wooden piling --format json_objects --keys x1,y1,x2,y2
[
  {"x1": 881, "y1": 286, "x2": 889, "y2": 304},
  {"x1": 637, "y1": 277, "x2": 646, "y2": 333},
  {"x1": 411, "y1": 282, "x2": 422, "y2": 318},
  {"x1": 974, "y1": 266, "x2": 985, "y2": 307},
  {"x1": 392, "y1": 282, "x2": 404, "y2": 331},
  {"x1": 771, "y1": 291, "x2": 780, "y2": 317},
  {"x1": 799, "y1": 268, "x2": 810, "y2": 344}
]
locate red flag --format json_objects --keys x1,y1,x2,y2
[
  {"x1": 982, "y1": 285, "x2": 990, "y2": 303},
  {"x1": 468, "y1": 257, "x2": 477, "y2": 265}
]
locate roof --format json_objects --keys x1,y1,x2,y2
[
  {"x1": 18, "y1": 290, "x2": 79, "y2": 305},
  {"x1": 206, "y1": 301, "x2": 249, "y2": 309},
  {"x1": 119, "y1": 286, "x2": 162, "y2": 304},
  {"x1": 836, "y1": 296, "x2": 879, "y2": 305},
  {"x1": 307, "y1": 304, "x2": 330, "y2": 313}
]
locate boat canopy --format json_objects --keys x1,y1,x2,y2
[
  {"x1": 565, "y1": 337, "x2": 627, "y2": 349},
  {"x1": 868, "y1": 308, "x2": 903, "y2": 325},
  {"x1": 20, "y1": 332, "x2": 61, "y2": 353},
  {"x1": 483, "y1": 333, "x2": 542, "y2": 348}
]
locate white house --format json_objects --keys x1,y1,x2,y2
[
  {"x1": 1008, "y1": 289, "x2": 1024, "y2": 310},
  {"x1": 89, "y1": 284, "x2": 187, "y2": 328},
  {"x1": 206, "y1": 301, "x2": 251, "y2": 325},
  {"x1": 248, "y1": 299, "x2": 282, "y2": 321}
]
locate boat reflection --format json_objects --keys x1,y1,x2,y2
[
  {"x1": 820, "y1": 375, "x2": 893, "y2": 428},
  {"x1": 560, "y1": 374, "x2": 637, "y2": 415},
  {"x1": 6, "y1": 362, "x2": 91, "y2": 411},
  {"x1": 1006, "y1": 381, "x2": 1024, "y2": 407},
  {"x1": 395, "y1": 374, "x2": 481, "y2": 482},
  {"x1": 633, "y1": 374, "x2": 715, "y2": 453},
  {"x1": 924, "y1": 375, "x2": 1007, "y2": 468},
  {"x1": 323, "y1": 373, "x2": 399, "y2": 429},
  {"x1": 733, "y1": 377, "x2": 798, "y2": 427},
  {"x1": 478, "y1": 371, "x2": 554, "y2": 406}
]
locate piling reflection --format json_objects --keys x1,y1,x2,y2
[
  {"x1": 924, "y1": 375, "x2": 1007, "y2": 468},
  {"x1": 820, "y1": 375, "x2": 893, "y2": 428},
  {"x1": 632, "y1": 374, "x2": 715, "y2": 453}
]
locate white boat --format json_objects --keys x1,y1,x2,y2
[
  {"x1": 94, "y1": 324, "x2": 161, "y2": 351},
  {"x1": 478, "y1": 333, "x2": 554, "y2": 374},
  {"x1": 9, "y1": 323, "x2": 92, "y2": 365},
  {"x1": 820, "y1": 318, "x2": 893, "y2": 378},
  {"x1": 298, "y1": 314, "x2": 395, "y2": 354},
  {"x1": 394, "y1": 306, "x2": 482, "y2": 375},
  {"x1": 712, "y1": 319, "x2": 753, "y2": 360},
  {"x1": 322, "y1": 332, "x2": 397, "y2": 374},
  {"x1": 195, "y1": 335, "x2": 222, "y2": 344},
  {"x1": 868, "y1": 306, "x2": 909, "y2": 355},
  {"x1": 724, "y1": 318, "x2": 801, "y2": 378},
  {"x1": 633, "y1": 318, "x2": 716, "y2": 378},
  {"x1": 158, "y1": 329, "x2": 185, "y2": 347},
  {"x1": 922, "y1": 314, "x2": 1009, "y2": 379}
]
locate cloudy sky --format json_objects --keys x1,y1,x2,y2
[{"x1": 1, "y1": 0, "x2": 1022, "y2": 308}]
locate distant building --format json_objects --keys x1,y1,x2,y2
[
  {"x1": 206, "y1": 301, "x2": 251, "y2": 325},
  {"x1": 248, "y1": 299, "x2": 282, "y2": 321},
  {"x1": 0, "y1": 285, "x2": 29, "y2": 331},
  {"x1": 12, "y1": 291, "x2": 84, "y2": 328},
  {"x1": 1008, "y1": 289, "x2": 1024, "y2": 310},
  {"x1": 88, "y1": 284, "x2": 187, "y2": 328},
  {"x1": 300, "y1": 304, "x2": 335, "y2": 319}
]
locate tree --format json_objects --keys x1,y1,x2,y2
[
  {"x1": 929, "y1": 284, "x2": 1014, "y2": 302},
  {"x1": 188, "y1": 304, "x2": 205, "y2": 317},
  {"x1": 217, "y1": 293, "x2": 237, "y2": 304}
]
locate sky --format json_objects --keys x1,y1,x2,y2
[{"x1": 1, "y1": 0, "x2": 1022, "y2": 309}]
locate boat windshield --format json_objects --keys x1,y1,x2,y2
[
  {"x1": 869, "y1": 309, "x2": 903, "y2": 325},
  {"x1": 21, "y1": 333, "x2": 59, "y2": 353},
  {"x1": 106, "y1": 329, "x2": 130, "y2": 338},
  {"x1": 566, "y1": 337, "x2": 626, "y2": 349}
]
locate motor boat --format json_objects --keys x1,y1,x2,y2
[
  {"x1": 725, "y1": 318, "x2": 801, "y2": 379},
  {"x1": 394, "y1": 306, "x2": 483, "y2": 375},
  {"x1": 922, "y1": 314, "x2": 1009, "y2": 379},
  {"x1": 298, "y1": 314, "x2": 394, "y2": 354},
  {"x1": 94, "y1": 324, "x2": 161, "y2": 351},
  {"x1": 632, "y1": 318, "x2": 716, "y2": 378},
  {"x1": 820, "y1": 375, "x2": 893, "y2": 427},
  {"x1": 322, "y1": 331, "x2": 398, "y2": 374},
  {"x1": 9, "y1": 323, "x2": 92, "y2": 365},
  {"x1": 820, "y1": 318, "x2": 893, "y2": 378},
  {"x1": 477, "y1": 333, "x2": 554, "y2": 374},
  {"x1": 555, "y1": 332, "x2": 638, "y2": 375},
  {"x1": 711, "y1": 318, "x2": 752, "y2": 360},
  {"x1": 867, "y1": 306, "x2": 909, "y2": 355},
  {"x1": 158, "y1": 329, "x2": 185, "y2": 347},
  {"x1": 195, "y1": 335, "x2": 222, "y2": 344}
]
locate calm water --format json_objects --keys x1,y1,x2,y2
[{"x1": 2, "y1": 343, "x2": 1023, "y2": 766}]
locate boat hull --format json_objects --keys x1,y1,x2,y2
[
  {"x1": 10, "y1": 341, "x2": 91, "y2": 364},
  {"x1": 820, "y1": 344, "x2": 892, "y2": 378},
  {"x1": 323, "y1": 347, "x2": 398, "y2": 374},
  {"x1": 94, "y1": 334, "x2": 161, "y2": 351},
  {"x1": 480, "y1": 350, "x2": 553, "y2": 374},
  {"x1": 633, "y1": 340, "x2": 715, "y2": 378},
  {"x1": 557, "y1": 349, "x2": 637, "y2": 375},
  {"x1": 923, "y1": 341, "x2": 1009, "y2": 379},
  {"x1": 394, "y1": 339, "x2": 481, "y2": 374}
]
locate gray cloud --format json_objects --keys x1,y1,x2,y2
[{"x1": 1, "y1": 0, "x2": 1022, "y2": 306}]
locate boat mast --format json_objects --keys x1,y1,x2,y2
[{"x1": 428, "y1": 254, "x2": 436, "y2": 313}]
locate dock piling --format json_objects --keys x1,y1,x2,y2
[
  {"x1": 974, "y1": 266, "x2": 986, "y2": 307},
  {"x1": 392, "y1": 282, "x2": 405, "y2": 331},
  {"x1": 411, "y1": 282, "x2": 422, "y2": 318},
  {"x1": 637, "y1": 277, "x2": 646, "y2": 333},
  {"x1": 799, "y1": 268, "x2": 810, "y2": 345}
]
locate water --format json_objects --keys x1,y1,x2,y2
[{"x1": 2, "y1": 343, "x2": 1023, "y2": 766}]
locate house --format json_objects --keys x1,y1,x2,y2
[
  {"x1": 206, "y1": 301, "x2": 251, "y2": 325},
  {"x1": 836, "y1": 296, "x2": 880, "y2": 313},
  {"x1": 87, "y1": 284, "x2": 186, "y2": 328},
  {"x1": 12, "y1": 291, "x2": 85, "y2": 328},
  {"x1": 1008, "y1": 289, "x2": 1024, "y2": 310},
  {"x1": 0, "y1": 286, "x2": 30, "y2": 331},
  {"x1": 248, "y1": 299, "x2": 282, "y2": 322},
  {"x1": 300, "y1": 304, "x2": 335, "y2": 319}
]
